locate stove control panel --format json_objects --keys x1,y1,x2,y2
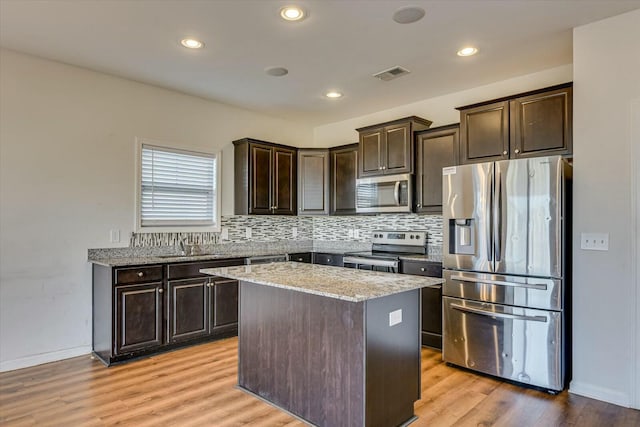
[{"x1": 371, "y1": 231, "x2": 427, "y2": 247}]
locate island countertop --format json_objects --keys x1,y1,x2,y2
[{"x1": 201, "y1": 261, "x2": 443, "y2": 302}]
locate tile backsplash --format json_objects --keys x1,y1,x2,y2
[{"x1": 130, "y1": 214, "x2": 443, "y2": 253}]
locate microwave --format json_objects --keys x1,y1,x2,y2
[{"x1": 355, "y1": 173, "x2": 413, "y2": 213}]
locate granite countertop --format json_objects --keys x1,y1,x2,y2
[
  {"x1": 88, "y1": 250, "x2": 291, "y2": 267},
  {"x1": 201, "y1": 262, "x2": 444, "y2": 302}
]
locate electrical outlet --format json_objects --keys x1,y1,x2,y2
[
  {"x1": 581, "y1": 233, "x2": 609, "y2": 251},
  {"x1": 220, "y1": 227, "x2": 229, "y2": 240},
  {"x1": 354, "y1": 229, "x2": 360, "y2": 239},
  {"x1": 292, "y1": 227, "x2": 298, "y2": 238},
  {"x1": 348, "y1": 229, "x2": 354, "y2": 238},
  {"x1": 109, "y1": 229, "x2": 120, "y2": 243},
  {"x1": 389, "y1": 309, "x2": 403, "y2": 327},
  {"x1": 245, "y1": 227, "x2": 252, "y2": 239}
]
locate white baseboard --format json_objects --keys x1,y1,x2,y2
[
  {"x1": 569, "y1": 380, "x2": 631, "y2": 408},
  {"x1": 0, "y1": 346, "x2": 92, "y2": 372}
]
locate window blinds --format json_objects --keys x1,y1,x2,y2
[{"x1": 141, "y1": 144, "x2": 216, "y2": 227}]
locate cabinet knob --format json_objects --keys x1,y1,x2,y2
[
  {"x1": 420, "y1": 267, "x2": 426, "y2": 272},
  {"x1": 382, "y1": 166, "x2": 386, "y2": 170},
  {"x1": 417, "y1": 204, "x2": 422, "y2": 208},
  {"x1": 379, "y1": 166, "x2": 383, "y2": 170},
  {"x1": 514, "y1": 148, "x2": 520, "y2": 154},
  {"x1": 327, "y1": 258, "x2": 331, "y2": 262},
  {"x1": 137, "y1": 272, "x2": 144, "y2": 277},
  {"x1": 297, "y1": 258, "x2": 303, "y2": 261},
  {"x1": 157, "y1": 288, "x2": 164, "y2": 293},
  {"x1": 502, "y1": 150, "x2": 508, "y2": 155}
]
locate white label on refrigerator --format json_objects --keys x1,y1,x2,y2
[
  {"x1": 443, "y1": 166, "x2": 457, "y2": 175},
  {"x1": 389, "y1": 309, "x2": 402, "y2": 327}
]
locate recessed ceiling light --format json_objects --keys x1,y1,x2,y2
[
  {"x1": 265, "y1": 66, "x2": 289, "y2": 77},
  {"x1": 280, "y1": 6, "x2": 306, "y2": 21},
  {"x1": 180, "y1": 38, "x2": 204, "y2": 49},
  {"x1": 325, "y1": 91, "x2": 343, "y2": 99},
  {"x1": 392, "y1": 6, "x2": 426, "y2": 24},
  {"x1": 457, "y1": 47, "x2": 478, "y2": 57}
]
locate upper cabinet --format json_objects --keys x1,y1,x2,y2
[
  {"x1": 329, "y1": 143, "x2": 358, "y2": 215},
  {"x1": 234, "y1": 138, "x2": 297, "y2": 215},
  {"x1": 297, "y1": 149, "x2": 329, "y2": 215},
  {"x1": 458, "y1": 83, "x2": 572, "y2": 164},
  {"x1": 415, "y1": 124, "x2": 459, "y2": 214},
  {"x1": 357, "y1": 116, "x2": 432, "y2": 177}
]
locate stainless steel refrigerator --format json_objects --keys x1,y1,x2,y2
[{"x1": 442, "y1": 155, "x2": 571, "y2": 391}]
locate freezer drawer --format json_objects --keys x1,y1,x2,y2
[
  {"x1": 443, "y1": 270, "x2": 562, "y2": 311},
  {"x1": 443, "y1": 296, "x2": 564, "y2": 391}
]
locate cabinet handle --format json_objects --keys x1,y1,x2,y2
[
  {"x1": 502, "y1": 150, "x2": 508, "y2": 155},
  {"x1": 514, "y1": 148, "x2": 520, "y2": 154},
  {"x1": 157, "y1": 288, "x2": 164, "y2": 293},
  {"x1": 137, "y1": 272, "x2": 144, "y2": 277}
]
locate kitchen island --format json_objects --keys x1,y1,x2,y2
[{"x1": 201, "y1": 262, "x2": 443, "y2": 427}]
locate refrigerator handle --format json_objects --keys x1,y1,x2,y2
[
  {"x1": 494, "y1": 168, "x2": 502, "y2": 262},
  {"x1": 487, "y1": 167, "x2": 493, "y2": 262},
  {"x1": 450, "y1": 303, "x2": 548, "y2": 323}
]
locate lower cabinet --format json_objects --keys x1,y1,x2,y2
[
  {"x1": 92, "y1": 258, "x2": 244, "y2": 366},
  {"x1": 400, "y1": 260, "x2": 443, "y2": 349}
]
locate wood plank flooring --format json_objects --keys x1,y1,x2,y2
[{"x1": 1, "y1": 337, "x2": 638, "y2": 426}]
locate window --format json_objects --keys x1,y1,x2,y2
[{"x1": 136, "y1": 140, "x2": 220, "y2": 231}]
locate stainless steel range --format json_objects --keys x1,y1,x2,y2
[{"x1": 343, "y1": 231, "x2": 427, "y2": 272}]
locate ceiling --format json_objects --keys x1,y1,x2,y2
[{"x1": 1, "y1": 1, "x2": 639, "y2": 126}]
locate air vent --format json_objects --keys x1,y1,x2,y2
[{"x1": 372, "y1": 66, "x2": 410, "y2": 81}]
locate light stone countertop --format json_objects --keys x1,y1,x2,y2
[{"x1": 201, "y1": 261, "x2": 443, "y2": 302}]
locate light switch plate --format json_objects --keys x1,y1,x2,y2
[
  {"x1": 389, "y1": 309, "x2": 402, "y2": 327},
  {"x1": 581, "y1": 233, "x2": 609, "y2": 251},
  {"x1": 245, "y1": 227, "x2": 252, "y2": 239},
  {"x1": 109, "y1": 229, "x2": 120, "y2": 243},
  {"x1": 220, "y1": 227, "x2": 229, "y2": 240},
  {"x1": 348, "y1": 229, "x2": 354, "y2": 238},
  {"x1": 292, "y1": 227, "x2": 298, "y2": 238},
  {"x1": 354, "y1": 229, "x2": 360, "y2": 239}
]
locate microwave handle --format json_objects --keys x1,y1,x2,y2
[{"x1": 394, "y1": 181, "x2": 400, "y2": 205}]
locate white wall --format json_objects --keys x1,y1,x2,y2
[
  {"x1": 571, "y1": 9, "x2": 640, "y2": 408},
  {"x1": 0, "y1": 49, "x2": 312, "y2": 371},
  {"x1": 313, "y1": 65, "x2": 573, "y2": 146}
]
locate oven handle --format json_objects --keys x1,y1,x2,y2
[
  {"x1": 450, "y1": 303, "x2": 548, "y2": 323},
  {"x1": 343, "y1": 256, "x2": 399, "y2": 269},
  {"x1": 450, "y1": 275, "x2": 548, "y2": 291},
  {"x1": 393, "y1": 181, "x2": 401, "y2": 206}
]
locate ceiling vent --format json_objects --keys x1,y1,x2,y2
[{"x1": 372, "y1": 66, "x2": 410, "y2": 81}]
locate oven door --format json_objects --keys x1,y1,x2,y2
[
  {"x1": 356, "y1": 174, "x2": 412, "y2": 213},
  {"x1": 343, "y1": 256, "x2": 399, "y2": 273}
]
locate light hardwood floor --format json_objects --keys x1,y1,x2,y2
[{"x1": 1, "y1": 337, "x2": 638, "y2": 426}]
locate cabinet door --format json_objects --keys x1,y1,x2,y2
[
  {"x1": 115, "y1": 283, "x2": 163, "y2": 355},
  {"x1": 359, "y1": 129, "x2": 383, "y2": 177},
  {"x1": 415, "y1": 126, "x2": 459, "y2": 213},
  {"x1": 298, "y1": 150, "x2": 329, "y2": 215},
  {"x1": 273, "y1": 147, "x2": 297, "y2": 215},
  {"x1": 250, "y1": 144, "x2": 273, "y2": 214},
  {"x1": 330, "y1": 144, "x2": 358, "y2": 215},
  {"x1": 510, "y1": 86, "x2": 572, "y2": 158},
  {"x1": 384, "y1": 122, "x2": 412, "y2": 174},
  {"x1": 167, "y1": 278, "x2": 208, "y2": 343},
  {"x1": 421, "y1": 287, "x2": 443, "y2": 349},
  {"x1": 460, "y1": 101, "x2": 509, "y2": 164},
  {"x1": 211, "y1": 279, "x2": 239, "y2": 331}
]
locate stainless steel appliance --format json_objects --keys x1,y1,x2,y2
[
  {"x1": 442, "y1": 156, "x2": 571, "y2": 392},
  {"x1": 355, "y1": 173, "x2": 413, "y2": 213},
  {"x1": 344, "y1": 231, "x2": 427, "y2": 272}
]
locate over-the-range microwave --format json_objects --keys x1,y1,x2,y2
[{"x1": 355, "y1": 173, "x2": 413, "y2": 214}]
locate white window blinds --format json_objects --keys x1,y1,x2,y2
[{"x1": 140, "y1": 144, "x2": 217, "y2": 227}]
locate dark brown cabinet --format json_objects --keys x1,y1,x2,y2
[
  {"x1": 297, "y1": 149, "x2": 329, "y2": 215},
  {"x1": 357, "y1": 116, "x2": 432, "y2": 177},
  {"x1": 115, "y1": 282, "x2": 163, "y2": 355},
  {"x1": 92, "y1": 257, "x2": 244, "y2": 366},
  {"x1": 415, "y1": 124, "x2": 459, "y2": 214},
  {"x1": 329, "y1": 143, "x2": 358, "y2": 215},
  {"x1": 400, "y1": 260, "x2": 443, "y2": 349},
  {"x1": 312, "y1": 252, "x2": 344, "y2": 267},
  {"x1": 234, "y1": 138, "x2": 297, "y2": 215},
  {"x1": 458, "y1": 83, "x2": 572, "y2": 164}
]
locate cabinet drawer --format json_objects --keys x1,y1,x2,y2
[
  {"x1": 400, "y1": 260, "x2": 442, "y2": 278},
  {"x1": 115, "y1": 266, "x2": 163, "y2": 285},
  {"x1": 167, "y1": 258, "x2": 245, "y2": 280},
  {"x1": 288, "y1": 252, "x2": 312, "y2": 263},
  {"x1": 313, "y1": 253, "x2": 344, "y2": 267}
]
